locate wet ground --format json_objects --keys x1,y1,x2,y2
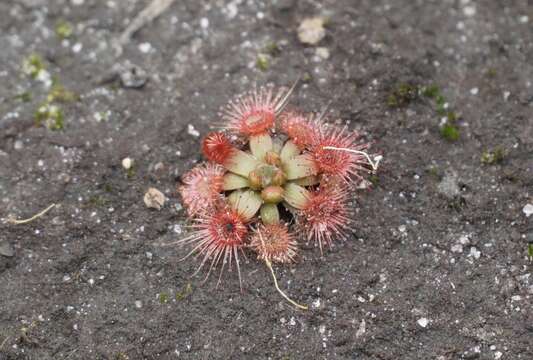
[{"x1": 1, "y1": 0, "x2": 532, "y2": 359}]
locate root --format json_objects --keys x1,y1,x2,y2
[
  {"x1": 322, "y1": 146, "x2": 382, "y2": 173},
  {"x1": 7, "y1": 203, "x2": 56, "y2": 225},
  {"x1": 264, "y1": 259, "x2": 308, "y2": 310},
  {"x1": 119, "y1": 0, "x2": 176, "y2": 45}
]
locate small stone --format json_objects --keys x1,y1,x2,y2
[
  {"x1": 119, "y1": 62, "x2": 148, "y2": 88},
  {"x1": 0, "y1": 241, "x2": 14, "y2": 257},
  {"x1": 298, "y1": 17, "x2": 326, "y2": 45},
  {"x1": 459, "y1": 234, "x2": 471, "y2": 245},
  {"x1": 315, "y1": 47, "x2": 330, "y2": 60},
  {"x1": 187, "y1": 124, "x2": 200, "y2": 137},
  {"x1": 469, "y1": 246, "x2": 481, "y2": 259},
  {"x1": 200, "y1": 17, "x2": 209, "y2": 29},
  {"x1": 463, "y1": 6, "x2": 476, "y2": 17},
  {"x1": 355, "y1": 319, "x2": 366, "y2": 338},
  {"x1": 122, "y1": 157, "x2": 134, "y2": 170},
  {"x1": 417, "y1": 317, "x2": 429, "y2": 328},
  {"x1": 14, "y1": 140, "x2": 23, "y2": 150},
  {"x1": 144, "y1": 187, "x2": 166, "y2": 210},
  {"x1": 138, "y1": 42, "x2": 152, "y2": 53},
  {"x1": 437, "y1": 171, "x2": 460, "y2": 199},
  {"x1": 522, "y1": 203, "x2": 533, "y2": 217},
  {"x1": 451, "y1": 244, "x2": 463, "y2": 253},
  {"x1": 470, "y1": 87, "x2": 479, "y2": 95},
  {"x1": 135, "y1": 300, "x2": 143, "y2": 308}
]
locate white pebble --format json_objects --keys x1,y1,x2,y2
[
  {"x1": 469, "y1": 247, "x2": 481, "y2": 259},
  {"x1": 138, "y1": 42, "x2": 152, "y2": 53},
  {"x1": 470, "y1": 87, "x2": 479, "y2": 95},
  {"x1": 72, "y1": 43, "x2": 83, "y2": 53},
  {"x1": 121, "y1": 157, "x2": 133, "y2": 170},
  {"x1": 522, "y1": 203, "x2": 533, "y2": 217},
  {"x1": 200, "y1": 17, "x2": 209, "y2": 29},
  {"x1": 417, "y1": 317, "x2": 429, "y2": 328},
  {"x1": 451, "y1": 244, "x2": 463, "y2": 253},
  {"x1": 463, "y1": 6, "x2": 476, "y2": 17},
  {"x1": 187, "y1": 124, "x2": 200, "y2": 137},
  {"x1": 135, "y1": 300, "x2": 143, "y2": 308}
]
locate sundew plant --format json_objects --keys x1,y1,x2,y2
[{"x1": 177, "y1": 84, "x2": 381, "y2": 308}]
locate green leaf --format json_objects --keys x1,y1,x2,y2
[
  {"x1": 283, "y1": 183, "x2": 310, "y2": 209},
  {"x1": 222, "y1": 173, "x2": 249, "y2": 190},
  {"x1": 260, "y1": 203, "x2": 280, "y2": 224},
  {"x1": 249, "y1": 133, "x2": 273, "y2": 161},
  {"x1": 283, "y1": 154, "x2": 318, "y2": 180},
  {"x1": 228, "y1": 189, "x2": 262, "y2": 221},
  {"x1": 280, "y1": 140, "x2": 300, "y2": 163},
  {"x1": 224, "y1": 150, "x2": 260, "y2": 177}
]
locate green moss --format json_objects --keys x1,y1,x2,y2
[
  {"x1": 302, "y1": 72, "x2": 312, "y2": 82},
  {"x1": 421, "y1": 84, "x2": 440, "y2": 99},
  {"x1": 175, "y1": 283, "x2": 193, "y2": 300},
  {"x1": 115, "y1": 352, "x2": 129, "y2": 360},
  {"x1": 426, "y1": 165, "x2": 441, "y2": 180},
  {"x1": 22, "y1": 54, "x2": 45, "y2": 79},
  {"x1": 264, "y1": 42, "x2": 281, "y2": 57},
  {"x1": 387, "y1": 83, "x2": 418, "y2": 108},
  {"x1": 481, "y1": 146, "x2": 506, "y2": 165},
  {"x1": 35, "y1": 103, "x2": 64, "y2": 130},
  {"x1": 55, "y1": 20, "x2": 73, "y2": 39},
  {"x1": 256, "y1": 53, "x2": 270, "y2": 71},
  {"x1": 369, "y1": 174, "x2": 380, "y2": 186},
  {"x1": 126, "y1": 166, "x2": 136, "y2": 179},
  {"x1": 158, "y1": 292, "x2": 169, "y2": 304},
  {"x1": 14, "y1": 92, "x2": 32, "y2": 102},
  {"x1": 440, "y1": 123, "x2": 460, "y2": 142},
  {"x1": 486, "y1": 68, "x2": 497, "y2": 78},
  {"x1": 446, "y1": 111, "x2": 457, "y2": 122},
  {"x1": 48, "y1": 83, "x2": 79, "y2": 103},
  {"x1": 528, "y1": 243, "x2": 533, "y2": 258},
  {"x1": 86, "y1": 195, "x2": 109, "y2": 207}
]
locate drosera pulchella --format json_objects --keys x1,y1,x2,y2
[{"x1": 173, "y1": 82, "x2": 382, "y2": 309}]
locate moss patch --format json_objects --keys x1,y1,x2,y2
[
  {"x1": 481, "y1": 146, "x2": 506, "y2": 165},
  {"x1": 35, "y1": 103, "x2": 64, "y2": 131},
  {"x1": 387, "y1": 83, "x2": 418, "y2": 108}
]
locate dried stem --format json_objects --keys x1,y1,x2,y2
[
  {"x1": 264, "y1": 259, "x2": 308, "y2": 310},
  {"x1": 7, "y1": 203, "x2": 56, "y2": 225},
  {"x1": 322, "y1": 146, "x2": 382, "y2": 173},
  {"x1": 258, "y1": 231, "x2": 307, "y2": 310}
]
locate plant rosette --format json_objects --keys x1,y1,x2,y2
[{"x1": 177, "y1": 84, "x2": 381, "y2": 308}]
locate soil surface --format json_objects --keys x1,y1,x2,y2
[{"x1": 1, "y1": 0, "x2": 533, "y2": 359}]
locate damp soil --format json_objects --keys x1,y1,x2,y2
[{"x1": 1, "y1": 0, "x2": 533, "y2": 359}]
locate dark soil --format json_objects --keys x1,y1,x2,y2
[{"x1": 1, "y1": 0, "x2": 532, "y2": 359}]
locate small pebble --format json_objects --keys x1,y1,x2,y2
[
  {"x1": 451, "y1": 244, "x2": 463, "y2": 253},
  {"x1": 469, "y1": 247, "x2": 481, "y2": 259},
  {"x1": 417, "y1": 317, "x2": 429, "y2": 328},
  {"x1": 144, "y1": 187, "x2": 166, "y2": 210},
  {"x1": 122, "y1": 157, "x2": 134, "y2": 170},
  {"x1": 315, "y1": 47, "x2": 330, "y2": 60},
  {"x1": 118, "y1": 62, "x2": 148, "y2": 88},
  {"x1": 187, "y1": 124, "x2": 200, "y2": 137},
  {"x1": 522, "y1": 203, "x2": 533, "y2": 217},
  {"x1": 138, "y1": 42, "x2": 152, "y2": 53},
  {"x1": 298, "y1": 17, "x2": 326, "y2": 45},
  {"x1": 0, "y1": 241, "x2": 15, "y2": 257}
]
